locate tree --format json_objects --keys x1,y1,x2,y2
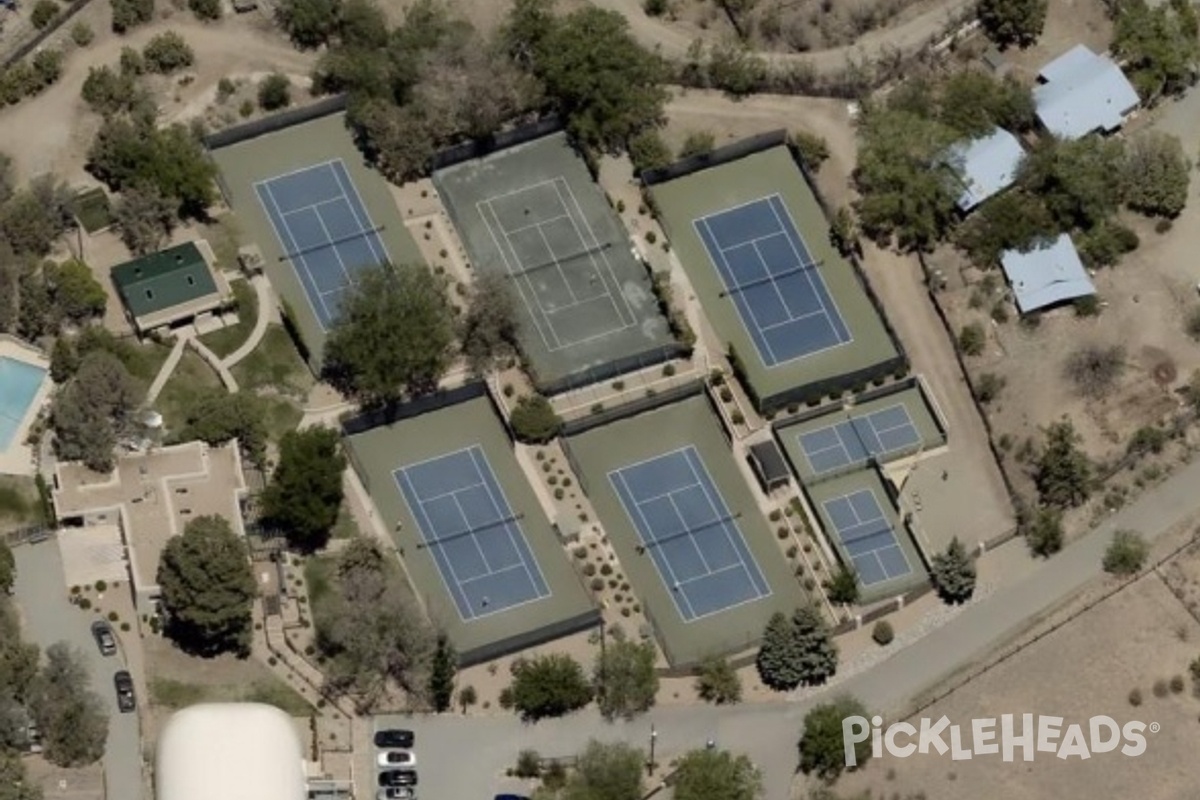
[
  {"x1": 953, "y1": 190, "x2": 1056, "y2": 266},
  {"x1": 977, "y1": 0, "x2": 1047, "y2": 48},
  {"x1": 1018, "y1": 136, "x2": 1127, "y2": 231},
  {"x1": 957, "y1": 322, "x2": 985, "y2": 356},
  {"x1": 672, "y1": 748, "x2": 762, "y2": 800},
  {"x1": 791, "y1": 130, "x2": 829, "y2": 172},
  {"x1": 593, "y1": 630, "x2": 657, "y2": 720},
  {"x1": 188, "y1": 0, "x2": 220, "y2": 20},
  {"x1": 799, "y1": 695, "x2": 871, "y2": 782},
  {"x1": 276, "y1": 0, "x2": 342, "y2": 48},
  {"x1": 828, "y1": 207, "x2": 860, "y2": 258},
  {"x1": 628, "y1": 128, "x2": 672, "y2": 174},
  {"x1": 174, "y1": 389, "x2": 268, "y2": 466},
  {"x1": 823, "y1": 565, "x2": 859, "y2": 605},
  {"x1": 755, "y1": 605, "x2": 837, "y2": 691},
  {"x1": 1103, "y1": 528, "x2": 1148, "y2": 575},
  {"x1": 337, "y1": 0, "x2": 388, "y2": 48},
  {"x1": 508, "y1": 653, "x2": 593, "y2": 721},
  {"x1": 110, "y1": 0, "x2": 155, "y2": 33},
  {"x1": 930, "y1": 537, "x2": 975, "y2": 604},
  {"x1": 428, "y1": 634, "x2": 456, "y2": 713},
  {"x1": 50, "y1": 351, "x2": 141, "y2": 472},
  {"x1": 1034, "y1": 419, "x2": 1092, "y2": 508},
  {"x1": 559, "y1": 740, "x2": 643, "y2": 800},
  {"x1": 678, "y1": 130, "x2": 715, "y2": 159},
  {"x1": 460, "y1": 272, "x2": 520, "y2": 376},
  {"x1": 347, "y1": 100, "x2": 440, "y2": 183},
  {"x1": 503, "y1": 0, "x2": 557, "y2": 70},
  {"x1": 157, "y1": 515, "x2": 256, "y2": 656},
  {"x1": 258, "y1": 73, "x2": 292, "y2": 111},
  {"x1": 1075, "y1": 218, "x2": 1140, "y2": 268},
  {"x1": 1064, "y1": 344, "x2": 1125, "y2": 399},
  {"x1": 0, "y1": 751, "x2": 42, "y2": 800},
  {"x1": 694, "y1": 655, "x2": 741, "y2": 704},
  {"x1": 936, "y1": 71, "x2": 1036, "y2": 137},
  {"x1": 44, "y1": 259, "x2": 106, "y2": 325},
  {"x1": 30, "y1": 0, "x2": 58, "y2": 29},
  {"x1": 1112, "y1": 0, "x2": 1200, "y2": 102},
  {"x1": 0, "y1": 176, "x2": 75, "y2": 256},
  {"x1": 312, "y1": 538, "x2": 435, "y2": 708},
  {"x1": 529, "y1": 7, "x2": 669, "y2": 150},
  {"x1": 114, "y1": 185, "x2": 176, "y2": 255},
  {"x1": 1124, "y1": 131, "x2": 1191, "y2": 218},
  {"x1": 261, "y1": 426, "x2": 345, "y2": 551},
  {"x1": 322, "y1": 263, "x2": 455, "y2": 409},
  {"x1": 142, "y1": 31, "x2": 195, "y2": 74},
  {"x1": 0, "y1": 540, "x2": 13, "y2": 594},
  {"x1": 508, "y1": 394, "x2": 562, "y2": 444},
  {"x1": 81, "y1": 64, "x2": 144, "y2": 116},
  {"x1": 88, "y1": 116, "x2": 217, "y2": 218},
  {"x1": 1026, "y1": 505, "x2": 1064, "y2": 557},
  {"x1": 30, "y1": 643, "x2": 107, "y2": 767}
]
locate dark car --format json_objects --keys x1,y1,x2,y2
[
  {"x1": 373, "y1": 729, "x2": 415, "y2": 749},
  {"x1": 113, "y1": 671, "x2": 135, "y2": 713},
  {"x1": 91, "y1": 620, "x2": 117, "y2": 656},
  {"x1": 378, "y1": 770, "x2": 418, "y2": 788},
  {"x1": 494, "y1": 795, "x2": 531, "y2": 800}
]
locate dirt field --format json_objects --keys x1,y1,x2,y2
[{"x1": 820, "y1": 521, "x2": 1200, "y2": 800}]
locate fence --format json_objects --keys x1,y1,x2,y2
[
  {"x1": 203, "y1": 94, "x2": 350, "y2": 151},
  {"x1": 640, "y1": 130, "x2": 787, "y2": 187},
  {"x1": 2, "y1": 0, "x2": 98, "y2": 67},
  {"x1": 551, "y1": 355, "x2": 700, "y2": 424},
  {"x1": 429, "y1": 114, "x2": 563, "y2": 172}
]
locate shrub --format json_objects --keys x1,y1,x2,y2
[
  {"x1": 974, "y1": 372, "x2": 1006, "y2": 404},
  {"x1": 872, "y1": 620, "x2": 894, "y2": 646},
  {"x1": 71, "y1": 21, "x2": 95, "y2": 46},
  {"x1": 719, "y1": 387, "x2": 733, "y2": 402},
  {"x1": 662, "y1": 363, "x2": 676, "y2": 377},
  {"x1": 643, "y1": 0, "x2": 667, "y2": 16},
  {"x1": 515, "y1": 749, "x2": 541, "y2": 779},
  {"x1": 107, "y1": 611, "x2": 119, "y2": 622},
  {"x1": 257, "y1": 73, "x2": 291, "y2": 111},
  {"x1": 509, "y1": 394, "x2": 562, "y2": 444},
  {"x1": 590, "y1": 577, "x2": 604, "y2": 591},
  {"x1": 188, "y1": 0, "x2": 221, "y2": 19},
  {"x1": 111, "y1": 0, "x2": 154, "y2": 32},
  {"x1": 1064, "y1": 344, "x2": 1126, "y2": 399},
  {"x1": 600, "y1": 563, "x2": 613, "y2": 577},
  {"x1": 583, "y1": 563, "x2": 597, "y2": 577},
  {"x1": 120, "y1": 621, "x2": 130, "y2": 631},
  {"x1": 31, "y1": 0, "x2": 59, "y2": 29},
  {"x1": 554, "y1": 487, "x2": 564, "y2": 500},
  {"x1": 143, "y1": 31, "x2": 195, "y2": 74},
  {"x1": 1171, "y1": 674, "x2": 1186, "y2": 694},
  {"x1": 957, "y1": 323, "x2": 985, "y2": 357},
  {"x1": 646, "y1": 231, "x2": 657, "y2": 244},
  {"x1": 95, "y1": 580, "x2": 107, "y2": 592},
  {"x1": 1074, "y1": 295, "x2": 1101, "y2": 317},
  {"x1": 1129, "y1": 688, "x2": 1143, "y2": 706},
  {"x1": 731, "y1": 410, "x2": 745, "y2": 425},
  {"x1": 239, "y1": 98, "x2": 254, "y2": 117},
  {"x1": 1153, "y1": 679, "x2": 1170, "y2": 698}
]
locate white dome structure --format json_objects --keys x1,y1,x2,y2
[{"x1": 156, "y1": 703, "x2": 307, "y2": 800}]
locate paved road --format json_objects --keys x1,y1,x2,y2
[
  {"x1": 12, "y1": 540, "x2": 143, "y2": 800},
  {"x1": 386, "y1": 452, "x2": 1200, "y2": 800}
]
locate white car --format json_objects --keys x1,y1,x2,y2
[
  {"x1": 377, "y1": 750, "x2": 417, "y2": 768},
  {"x1": 376, "y1": 788, "x2": 414, "y2": 800}
]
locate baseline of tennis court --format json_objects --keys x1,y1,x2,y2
[
  {"x1": 255, "y1": 159, "x2": 390, "y2": 331},
  {"x1": 608, "y1": 446, "x2": 771, "y2": 621},
  {"x1": 821, "y1": 488, "x2": 913, "y2": 587},
  {"x1": 394, "y1": 445, "x2": 550, "y2": 621},
  {"x1": 694, "y1": 194, "x2": 852, "y2": 367},
  {"x1": 798, "y1": 403, "x2": 922, "y2": 475}
]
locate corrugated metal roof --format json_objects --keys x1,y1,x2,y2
[
  {"x1": 1000, "y1": 233, "x2": 1095, "y2": 313},
  {"x1": 1034, "y1": 45, "x2": 1139, "y2": 140},
  {"x1": 947, "y1": 128, "x2": 1025, "y2": 212}
]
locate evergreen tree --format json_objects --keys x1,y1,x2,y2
[
  {"x1": 930, "y1": 537, "x2": 976, "y2": 604},
  {"x1": 428, "y1": 634, "x2": 456, "y2": 712}
]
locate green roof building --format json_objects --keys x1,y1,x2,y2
[{"x1": 110, "y1": 241, "x2": 231, "y2": 333}]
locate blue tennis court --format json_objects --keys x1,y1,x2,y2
[
  {"x1": 693, "y1": 194, "x2": 852, "y2": 367},
  {"x1": 821, "y1": 489, "x2": 912, "y2": 587},
  {"x1": 255, "y1": 159, "x2": 390, "y2": 331},
  {"x1": 799, "y1": 404, "x2": 922, "y2": 475},
  {"x1": 394, "y1": 446, "x2": 551, "y2": 620},
  {"x1": 608, "y1": 446, "x2": 771, "y2": 622}
]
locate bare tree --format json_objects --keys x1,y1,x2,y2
[
  {"x1": 460, "y1": 272, "x2": 520, "y2": 376},
  {"x1": 1063, "y1": 344, "x2": 1126, "y2": 399}
]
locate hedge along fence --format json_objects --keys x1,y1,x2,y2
[
  {"x1": 429, "y1": 114, "x2": 564, "y2": 173},
  {"x1": 203, "y1": 94, "x2": 349, "y2": 150},
  {"x1": 2, "y1": 0, "x2": 98, "y2": 68}
]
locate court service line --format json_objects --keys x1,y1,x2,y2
[
  {"x1": 682, "y1": 448, "x2": 768, "y2": 598},
  {"x1": 664, "y1": 493, "x2": 715, "y2": 575},
  {"x1": 252, "y1": 158, "x2": 342, "y2": 189},
  {"x1": 468, "y1": 446, "x2": 547, "y2": 599},
  {"x1": 611, "y1": 469, "x2": 697, "y2": 621},
  {"x1": 395, "y1": 467, "x2": 474, "y2": 621},
  {"x1": 532, "y1": 223, "x2": 582, "y2": 305},
  {"x1": 327, "y1": 160, "x2": 389, "y2": 267},
  {"x1": 310, "y1": 204, "x2": 355, "y2": 288},
  {"x1": 255, "y1": 181, "x2": 335, "y2": 331},
  {"x1": 553, "y1": 178, "x2": 637, "y2": 328},
  {"x1": 451, "y1": 493, "x2": 495, "y2": 574},
  {"x1": 476, "y1": 199, "x2": 559, "y2": 352},
  {"x1": 695, "y1": 216, "x2": 782, "y2": 366}
]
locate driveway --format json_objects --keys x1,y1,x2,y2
[
  {"x1": 378, "y1": 450, "x2": 1200, "y2": 800},
  {"x1": 11, "y1": 539, "x2": 144, "y2": 800}
]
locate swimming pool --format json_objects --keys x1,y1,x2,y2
[{"x1": 0, "y1": 356, "x2": 47, "y2": 451}]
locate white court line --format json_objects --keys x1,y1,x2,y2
[
  {"x1": 394, "y1": 467, "x2": 474, "y2": 621},
  {"x1": 468, "y1": 446, "x2": 547, "y2": 600},
  {"x1": 309, "y1": 200, "x2": 354, "y2": 288},
  {"x1": 553, "y1": 178, "x2": 637, "y2": 327},
  {"x1": 695, "y1": 215, "x2": 782, "y2": 365},
  {"x1": 477, "y1": 198, "x2": 560, "y2": 352},
  {"x1": 255, "y1": 181, "x2": 336, "y2": 331},
  {"x1": 415, "y1": 481, "x2": 487, "y2": 505},
  {"x1": 394, "y1": 445, "x2": 486, "y2": 482},
  {"x1": 280, "y1": 196, "x2": 353, "y2": 219},
  {"x1": 682, "y1": 447, "x2": 769, "y2": 598},
  {"x1": 625, "y1": 479, "x2": 703, "y2": 508},
  {"x1": 532, "y1": 222, "x2": 581, "y2": 305},
  {"x1": 611, "y1": 469, "x2": 697, "y2": 621},
  {"x1": 752, "y1": 238, "x2": 809, "y2": 327},
  {"x1": 503, "y1": 213, "x2": 572, "y2": 236},
  {"x1": 450, "y1": 493, "x2": 494, "y2": 574},
  {"x1": 328, "y1": 160, "x2": 388, "y2": 267},
  {"x1": 665, "y1": 493, "x2": 713, "y2": 574},
  {"x1": 252, "y1": 158, "x2": 342, "y2": 190}
]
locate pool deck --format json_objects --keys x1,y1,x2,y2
[{"x1": 0, "y1": 336, "x2": 51, "y2": 477}]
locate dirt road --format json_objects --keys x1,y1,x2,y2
[{"x1": 590, "y1": 0, "x2": 975, "y2": 71}]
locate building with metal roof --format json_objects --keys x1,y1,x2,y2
[
  {"x1": 157, "y1": 703, "x2": 307, "y2": 800},
  {"x1": 945, "y1": 128, "x2": 1025, "y2": 212},
  {"x1": 110, "y1": 241, "x2": 231, "y2": 333},
  {"x1": 1000, "y1": 234, "x2": 1095, "y2": 313},
  {"x1": 1033, "y1": 45, "x2": 1139, "y2": 140}
]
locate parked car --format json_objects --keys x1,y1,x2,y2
[
  {"x1": 113, "y1": 671, "x2": 136, "y2": 713},
  {"x1": 378, "y1": 770, "x2": 418, "y2": 788},
  {"x1": 494, "y1": 795, "x2": 530, "y2": 800},
  {"x1": 373, "y1": 729, "x2": 415, "y2": 749},
  {"x1": 376, "y1": 788, "x2": 415, "y2": 800},
  {"x1": 91, "y1": 620, "x2": 117, "y2": 656},
  {"x1": 377, "y1": 750, "x2": 416, "y2": 768}
]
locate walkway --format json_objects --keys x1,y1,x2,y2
[
  {"x1": 406, "y1": 451, "x2": 1200, "y2": 800},
  {"x1": 221, "y1": 274, "x2": 275, "y2": 370},
  {"x1": 145, "y1": 332, "x2": 190, "y2": 405},
  {"x1": 188, "y1": 336, "x2": 238, "y2": 393}
]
